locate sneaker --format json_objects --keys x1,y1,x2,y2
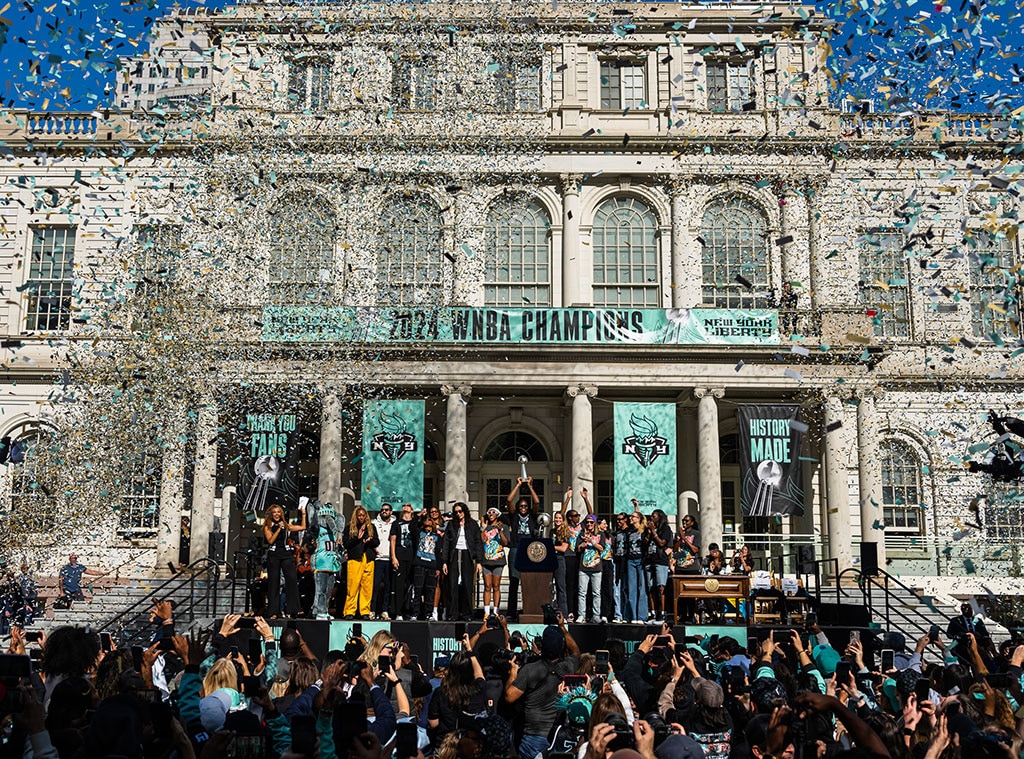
[
  {"x1": 600, "y1": 617, "x2": 609, "y2": 624},
  {"x1": 316, "y1": 614, "x2": 331, "y2": 621},
  {"x1": 381, "y1": 612, "x2": 391, "y2": 621},
  {"x1": 396, "y1": 616, "x2": 406, "y2": 621},
  {"x1": 590, "y1": 617, "x2": 602, "y2": 624},
  {"x1": 429, "y1": 612, "x2": 439, "y2": 621},
  {"x1": 369, "y1": 613, "x2": 379, "y2": 621}
]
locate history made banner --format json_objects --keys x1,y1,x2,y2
[
  {"x1": 361, "y1": 399, "x2": 425, "y2": 511},
  {"x1": 737, "y1": 404, "x2": 805, "y2": 517},
  {"x1": 614, "y1": 402, "x2": 677, "y2": 516},
  {"x1": 262, "y1": 306, "x2": 778, "y2": 346}
]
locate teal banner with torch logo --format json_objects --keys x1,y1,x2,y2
[
  {"x1": 614, "y1": 403, "x2": 677, "y2": 516},
  {"x1": 361, "y1": 400, "x2": 425, "y2": 511}
]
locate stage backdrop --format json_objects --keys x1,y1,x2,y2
[
  {"x1": 236, "y1": 411, "x2": 300, "y2": 512},
  {"x1": 737, "y1": 404, "x2": 805, "y2": 516},
  {"x1": 614, "y1": 403, "x2": 677, "y2": 516},
  {"x1": 362, "y1": 399, "x2": 425, "y2": 510}
]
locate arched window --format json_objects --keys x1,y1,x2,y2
[
  {"x1": 880, "y1": 439, "x2": 923, "y2": 533},
  {"x1": 482, "y1": 431, "x2": 548, "y2": 462},
  {"x1": 700, "y1": 197, "x2": 769, "y2": 308},
  {"x1": 268, "y1": 196, "x2": 336, "y2": 305},
  {"x1": 592, "y1": 196, "x2": 660, "y2": 307},
  {"x1": 8, "y1": 429, "x2": 59, "y2": 532},
  {"x1": 485, "y1": 197, "x2": 551, "y2": 307},
  {"x1": 378, "y1": 196, "x2": 444, "y2": 306}
]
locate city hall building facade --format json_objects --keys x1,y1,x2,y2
[{"x1": 1, "y1": 1, "x2": 1022, "y2": 600}]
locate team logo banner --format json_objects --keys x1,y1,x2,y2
[
  {"x1": 737, "y1": 404, "x2": 805, "y2": 516},
  {"x1": 362, "y1": 400, "x2": 424, "y2": 511},
  {"x1": 236, "y1": 412, "x2": 300, "y2": 512},
  {"x1": 614, "y1": 403, "x2": 677, "y2": 515}
]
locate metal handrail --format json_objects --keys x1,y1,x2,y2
[{"x1": 98, "y1": 557, "x2": 227, "y2": 646}]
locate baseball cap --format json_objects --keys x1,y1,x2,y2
[{"x1": 584, "y1": 513, "x2": 597, "y2": 522}]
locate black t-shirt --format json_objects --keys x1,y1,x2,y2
[
  {"x1": 624, "y1": 528, "x2": 643, "y2": 559},
  {"x1": 509, "y1": 512, "x2": 539, "y2": 545},
  {"x1": 427, "y1": 676, "x2": 489, "y2": 735},
  {"x1": 511, "y1": 656, "x2": 579, "y2": 736},
  {"x1": 392, "y1": 519, "x2": 417, "y2": 560}
]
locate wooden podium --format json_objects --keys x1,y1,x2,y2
[
  {"x1": 673, "y1": 575, "x2": 750, "y2": 622},
  {"x1": 514, "y1": 538, "x2": 556, "y2": 624}
]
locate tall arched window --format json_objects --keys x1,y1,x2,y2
[
  {"x1": 485, "y1": 197, "x2": 551, "y2": 307},
  {"x1": 8, "y1": 429, "x2": 59, "y2": 532},
  {"x1": 378, "y1": 195, "x2": 444, "y2": 306},
  {"x1": 880, "y1": 439, "x2": 923, "y2": 534},
  {"x1": 592, "y1": 196, "x2": 660, "y2": 307},
  {"x1": 700, "y1": 197, "x2": 770, "y2": 308},
  {"x1": 481, "y1": 431, "x2": 548, "y2": 512},
  {"x1": 268, "y1": 196, "x2": 336, "y2": 305}
]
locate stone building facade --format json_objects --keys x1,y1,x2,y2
[{"x1": 0, "y1": 1, "x2": 1021, "y2": 597}]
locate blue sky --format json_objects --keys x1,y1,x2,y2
[{"x1": 0, "y1": 0, "x2": 1021, "y2": 114}]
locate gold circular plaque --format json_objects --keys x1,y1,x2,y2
[
  {"x1": 526, "y1": 541, "x2": 549, "y2": 563},
  {"x1": 704, "y1": 578, "x2": 720, "y2": 593}
]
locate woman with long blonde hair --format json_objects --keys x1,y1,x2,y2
[
  {"x1": 201, "y1": 658, "x2": 238, "y2": 697},
  {"x1": 358, "y1": 629, "x2": 396, "y2": 665},
  {"x1": 343, "y1": 506, "x2": 379, "y2": 618}
]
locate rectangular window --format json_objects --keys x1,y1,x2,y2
[
  {"x1": 494, "y1": 59, "x2": 540, "y2": 112},
  {"x1": 969, "y1": 233, "x2": 1019, "y2": 339},
  {"x1": 25, "y1": 227, "x2": 75, "y2": 331},
  {"x1": 119, "y1": 452, "x2": 161, "y2": 538},
  {"x1": 134, "y1": 224, "x2": 182, "y2": 297},
  {"x1": 485, "y1": 478, "x2": 545, "y2": 512},
  {"x1": 600, "y1": 60, "x2": 645, "y2": 110},
  {"x1": 288, "y1": 59, "x2": 332, "y2": 111},
  {"x1": 707, "y1": 60, "x2": 753, "y2": 112},
  {"x1": 394, "y1": 58, "x2": 436, "y2": 111},
  {"x1": 984, "y1": 484, "x2": 1024, "y2": 540},
  {"x1": 858, "y1": 230, "x2": 911, "y2": 339}
]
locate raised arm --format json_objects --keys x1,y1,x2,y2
[
  {"x1": 581, "y1": 487, "x2": 593, "y2": 515},
  {"x1": 561, "y1": 487, "x2": 573, "y2": 515},
  {"x1": 506, "y1": 478, "x2": 523, "y2": 507},
  {"x1": 525, "y1": 476, "x2": 540, "y2": 508}
]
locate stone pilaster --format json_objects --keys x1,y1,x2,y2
[
  {"x1": 442, "y1": 384, "x2": 472, "y2": 505},
  {"x1": 694, "y1": 387, "x2": 725, "y2": 551}
]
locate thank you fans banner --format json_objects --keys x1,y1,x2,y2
[
  {"x1": 614, "y1": 403, "x2": 677, "y2": 516},
  {"x1": 237, "y1": 411, "x2": 300, "y2": 512},
  {"x1": 362, "y1": 400, "x2": 425, "y2": 511},
  {"x1": 737, "y1": 404, "x2": 805, "y2": 517},
  {"x1": 262, "y1": 306, "x2": 778, "y2": 345}
]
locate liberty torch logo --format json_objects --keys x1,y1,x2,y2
[
  {"x1": 622, "y1": 413, "x2": 669, "y2": 469},
  {"x1": 370, "y1": 411, "x2": 417, "y2": 464}
]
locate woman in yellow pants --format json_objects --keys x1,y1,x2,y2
[{"x1": 343, "y1": 506, "x2": 379, "y2": 618}]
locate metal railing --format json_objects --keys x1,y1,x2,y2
[{"x1": 98, "y1": 557, "x2": 227, "y2": 647}]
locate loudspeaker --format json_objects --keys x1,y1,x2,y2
[
  {"x1": 796, "y1": 544, "x2": 815, "y2": 573},
  {"x1": 208, "y1": 531, "x2": 226, "y2": 561},
  {"x1": 860, "y1": 542, "x2": 879, "y2": 576}
]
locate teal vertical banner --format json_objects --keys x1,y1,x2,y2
[
  {"x1": 614, "y1": 402, "x2": 678, "y2": 516},
  {"x1": 361, "y1": 399, "x2": 425, "y2": 511}
]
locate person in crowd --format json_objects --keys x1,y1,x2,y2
[
  {"x1": 643, "y1": 508, "x2": 673, "y2": 622},
  {"x1": 343, "y1": 505, "x2": 379, "y2": 619},
  {"x1": 576, "y1": 513, "x2": 605, "y2": 624},
  {"x1": 622, "y1": 510, "x2": 648, "y2": 623},
  {"x1": 263, "y1": 500, "x2": 308, "y2": 619},
  {"x1": 58, "y1": 552, "x2": 105, "y2": 605},
  {"x1": 704, "y1": 543, "x2": 725, "y2": 575},
  {"x1": 552, "y1": 502, "x2": 571, "y2": 618},
  {"x1": 674, "y1": 514, "x2": 701, "y2": 573},
  {"x1": 505, "y1": 476, "x2": 541, "y2": 620},
  {"x1": 390, "y1": 502, "x2": 419, "y2": 620},
  {"x1": 413, "y1": 511, "x2": 442, "y2": 620},
  {"x1": 309, "y1": 500, "x2": 342, "y2": 620},
  {"x1": 441, "y1": 501, "x2": 484, "y2": 622},
  {"x1": 371, "y1": 502, "x2": 396, "y2": 621},
  {"x1": 481, "y1": 507, "x2": 510, "y2": 619},
  {"x1": 560, "y1": 487, "x2": 585, "y2": 620},
  {"x1": 597, "y1": 517, "x2": 616, "y2": 623},
  {"x1": 731, "y1": 544, "x2": 755, "y2": 574},
  {"x1": 611, "y1": 513, "x2": 629, "y2": 623},
  {"x1": 504, "y1": 613, "x2": 581, "y2": 759}
]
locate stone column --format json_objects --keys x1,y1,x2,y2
[
  {"x1": 189, "y1": 397, "x2": 219, "y2": 564},
  {"x1": 561, "y1": 174, "x2": 583, "y2": 306},
  {"x1": 318, "y1": 390, "x2": 345, "y2": 507},
  {"x1": 443, "y1": 385, "x2": 472, "y2": 505},
  {"x1": 823, "y1": 395, "x2": 853, "y2": 572},
  {"x1": 694, "y1": 387, "x2": 724, "y2": 551},
  {"x1": 156, "y1": 406, "x2": 186, "y2": 568},
  {"x1": 670, "y1": 178, "x2": 687, "y2": 308},
  {"x1": 567, "y1": 385, "x2": 597, "y2": 497},
  {"x1": 856, "y1": 389, "x2": 886, "y2": 568}
]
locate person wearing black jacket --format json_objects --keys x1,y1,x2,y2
[
  {"x1": 505, "y1": 476, "x2": 541, "y2": 620},
  {"x1": 441, "y1": 502, "x2": 484, "y2": 621},
  {"x1": 343, "y1": 506, "x2": 379, "y2": 619}
]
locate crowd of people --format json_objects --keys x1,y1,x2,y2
[
  {"x1": 2, "y1": 595, "x2": 1021, "y2": 759},
  {"x1": 251, "y1": 478, "x2": 763, "y2": 625}
]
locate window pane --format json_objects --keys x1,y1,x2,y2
[
  {"x1": 700, "y1": 198, "x2": 769, "y2": 308},
  {"x1": 592, "y1": 196, "x2": 659, "y2": 307},
  {"x1": 859, "y1": 231, "x2": 910, "y2": 338},
  {"x1": 268, "y1": 198, "x2": 336, "y2": 305},
  {"x1": 378, "y1": 197, "x2": 444, "y2": 306},
  {"x1": 880, "y1": 439, "x2": 923, "y2": 533},
  {"x1": 485, "y1": 197, "x2": 551, "y2": 307},
  {"x1": 26, "y1": 227, "x2": 75, "y2": 331},
  {"x1": 9, "y1": 432, "x2": 59, "y2": 532},
  {"x1": 968, "y1": 232, "x2": 1019, "y2": 339}
]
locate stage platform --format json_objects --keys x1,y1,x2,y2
[{"x1": 261, "y1": 618, "x2": 873, "y2": 665}]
